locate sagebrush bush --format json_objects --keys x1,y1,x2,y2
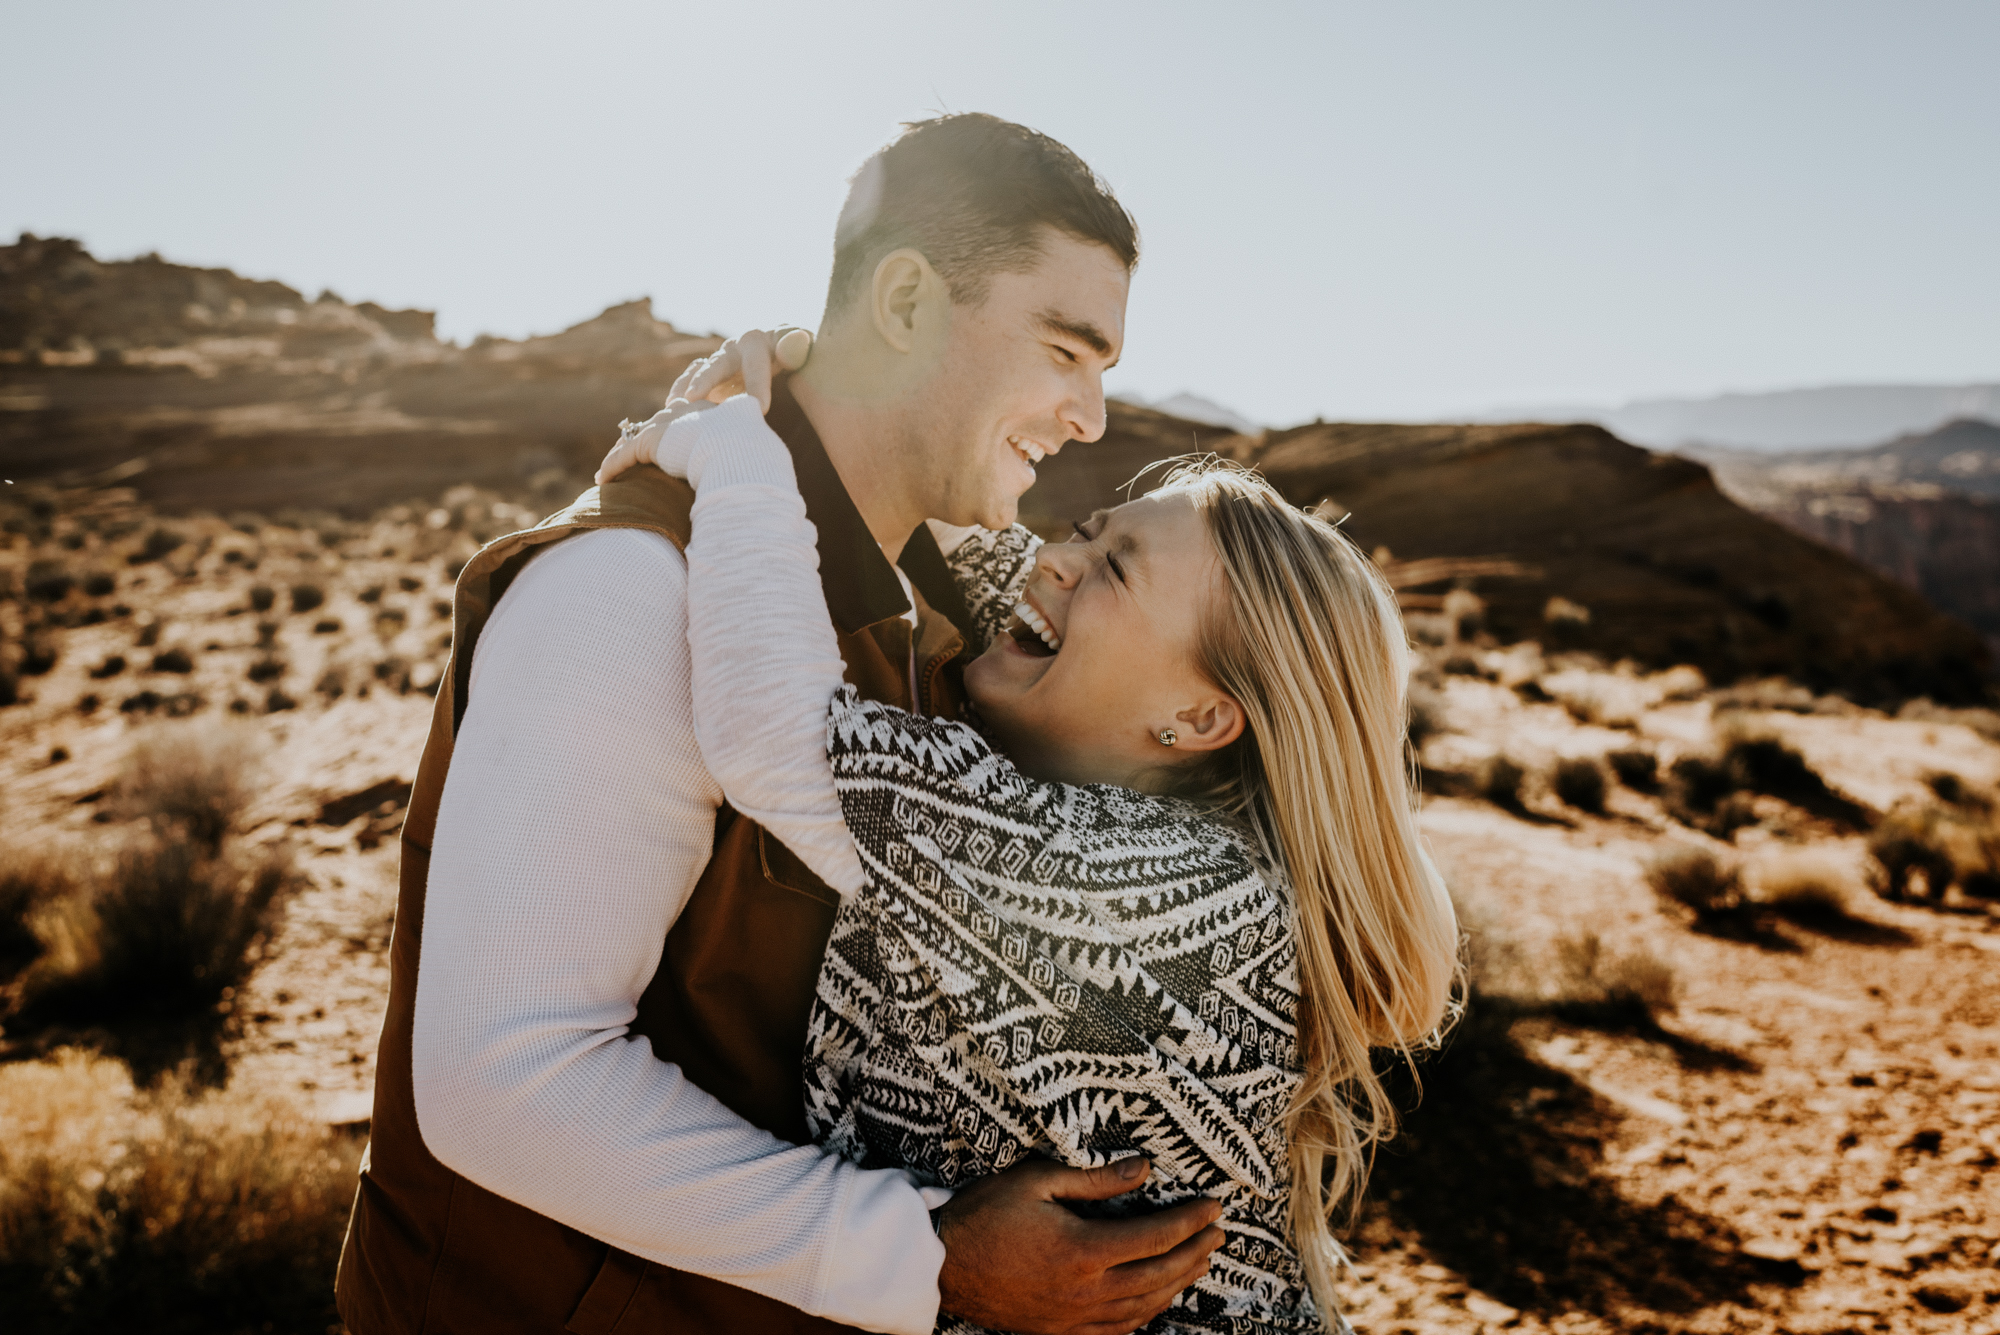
[
  {"x1": 1645, "y1": 846, "x2": 1743, "y2": 921},
  {"x1": 120, "y1": 722, "x2": 263, "y2": 851},
  {"x1": 1607, "y1": 747, "x2": 1659, "y2": 792},
  {"x1": 1750, "y1": 847, "x2": 1855, "y2": 920},
  {"x1": 22, "y1": 841, "x2": 293, "y2": 1021},
  {"x1": 0, "y1": 1049, "x2": 359, "y2": 1333},
  {"x1": 1552, "y1": 757, "x2": 1608, "y2": 813},
  {"x1": 1480, "y1": 754, "x2": 1526, "y2": 807},
  {"x1": 1867, "y1": 807, "x2": 1957, "y2": 902},
  {"x1": 0, "y1": 854, "x2": 71, "y2": 981},
  {"x1": 1407, "y1": 683, "x2": 1446, "y2": 750},
  {"x1": 288, "y1": 583, "x2": 324, "y2": 614},
  {"x1": 1552, "y1": 931, "x2": 1679, "y2": 1012},
  {"x1": 247, "y1": 584, "x2": 275, "y2": 612}
]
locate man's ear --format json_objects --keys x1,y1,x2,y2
[
  {"x1": 869, "y1": 248, "x2": 942, "y2": 354},
  {"x1": 1171, "y1": 695, "x2": 1245, "y2": 755}
]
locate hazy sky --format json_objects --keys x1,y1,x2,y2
[{"x1": 5, "y1": 1, "x2": 1996, "y2": 424}]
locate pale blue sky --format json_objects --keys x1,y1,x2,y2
[{"x1": 4, "y1": 1, "x2": 1995, "y2": 423}]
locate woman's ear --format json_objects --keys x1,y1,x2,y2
[{"x1": 1171, "y1": 695, "x2": 1245, "y2": 755}]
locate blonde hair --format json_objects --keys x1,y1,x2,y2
[{"x1": 1150, "y1": 460, "x2": 1462, "y2": 1318}]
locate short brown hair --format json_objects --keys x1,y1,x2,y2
[{"x1": 825, "y1": 113, "x2": 1139, "y2": 314}]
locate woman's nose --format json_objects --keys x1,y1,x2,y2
[{"x1": 1036, "y1": 542, "x2": 1084, "y2": 588}]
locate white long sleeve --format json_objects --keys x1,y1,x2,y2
[
  {"x1": 411, "y1": 523, "x2": 943, "y2": 1334},
  {"x1": 680, "y1": 395, "x2": 870, "y2": 899}
]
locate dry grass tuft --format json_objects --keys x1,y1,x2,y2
[
  {"x1": 118, "y1": 721, "x2": 265, "y2": 852},
  {"x1": 1866, "y1": 806, "x2": 1957, "y2": 903},
  {"x1": 0, "y1": 1048, "x2": 359, "y2": 1332},
  {"x1": 1607, "y1": 747, "x2": 1659, "y2": 792},
  {"x1": 1552, "y1": 757, "x2": 1609, "y2": 814},
  {"x1": 21, "y1": 841, "x2": 293, "y2": 1025},
  {"x1": 1553, "y1": 932, "x2": 1680, "y2": 1013},
  {"x1": 1479, "y1": 754, "x2": 1527, "y2": 808},
  {"x1": 1748, "y1": 846, "x2": 1855, "y2": 919},
  {"x1": 1645, "y1": 845, "x2": 1745, "y2": 924},
  {"x1": 1407, "y1": 682, "x2": 1447, "y2": 751}
]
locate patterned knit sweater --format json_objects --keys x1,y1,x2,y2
[{"x1": 804, "y1": 532, "x2": 1326, "y2": 1335}]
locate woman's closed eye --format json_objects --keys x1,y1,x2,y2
[{"x1": 1071, "y1": 519, "x2": 1126, "y2": 583}]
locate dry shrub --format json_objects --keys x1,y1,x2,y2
[
  {"x1": 1553, "y1": 932, "x2": 1679, "y2": 1013},
  {"x1": 1749, "y1": 846, "x2": 1855, "y2": 920},
  {"x1": 1607, "y1": 747, "x2": 1659, "y2": 792},
  {"x1": 119, "y1": 721, "x2": 264, "y2": 852},
  {"x1": 1645, "y1": 845, "x2": 1744, "y2": 922},
  {"x1": 1664, "y1": 729, "x2": 1861, "y2": 836},
  {"x1": 1407, "y1": 682, "x2": 1447, "y2": 750},
  {"x1": 22, "y1": 841, "x2": 293, "y2": 1023},
  {"x1": 247, "y1": 583, "x2": 275, "y2": 613},
  {"x1": 1, "y1": 853, "x2": 73, "y2": 983},
  {"x1": 0, "y1": 1048, "x2": 359, "y2": 1332},
  {"x1": 1550, "y1": 678, "x2": 1640, "y2": 729},
  {"x1": 1480, "y1": 754, "x2": 1526, "y2": 808},
  {"x1": 1552, "y1": 757, "x2": 1608, "y2": 813},
  {"x1": 288, "y1": 582, "x2": 324, "y2": 614},
  {"x1": 1924, "y1": 770, "x2": 1992, "y2": 814},
  {"x1": 1866, "y1": 806, "x2": 1957, "y2": 903}
]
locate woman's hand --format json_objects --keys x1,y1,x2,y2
[
  {"x1": 595, "y1": 327, "x2": 809, "y2": 485},
  {"x1": 671, "y1": 327, "x2": 812, "y2": 411}
]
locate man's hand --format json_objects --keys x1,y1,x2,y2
[{"x1": 936, "y1": 1157, "x2": 1225, "y2": 1335}]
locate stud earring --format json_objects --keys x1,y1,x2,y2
[{"x1": 1157, "y1": 729, "x2": 1178, "y2": 747}]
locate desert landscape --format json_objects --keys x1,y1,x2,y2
[{"x1": 3, "y1": 238, "x2": 1999, "y2": 1335}]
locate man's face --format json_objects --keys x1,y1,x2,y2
[{"x1": 908, "y1": 232, "x2": 1130, "y2": 530}]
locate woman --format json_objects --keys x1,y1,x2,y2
[{"x1": 599, "y1": 342, "x2": 1459, "y2": 1335}]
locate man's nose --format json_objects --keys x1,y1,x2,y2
[{"x1": 1056, "y1": 376, "x2": 1108, "y2": 447}]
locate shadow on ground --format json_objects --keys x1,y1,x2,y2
[{"x1": 1358, "y1": 999, "x2": 1782, "y2": 1324}]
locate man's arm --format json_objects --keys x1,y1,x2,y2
[{"x1": 411, "y1": 527, "x2": 945, "y2": 1334}]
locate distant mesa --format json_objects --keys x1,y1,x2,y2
[
  {"x1": 0, "y1": 236, "x2": 1989, "y2": 702},
  {"x1": 1465, "y1": 382, "x2": 2000, "y2": 454}
]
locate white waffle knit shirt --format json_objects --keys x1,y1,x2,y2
[{"x1": 411, "y1": 502, "x2": 946, "y2": 1331}]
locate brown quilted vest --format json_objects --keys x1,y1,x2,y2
[{"x1": 335, "y1": 383, "x2": 973, "y2": 1335}]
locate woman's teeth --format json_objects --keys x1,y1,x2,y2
[
  {"x1": 1014, "y1": 601, "x2": 1061, "y2": 652},
  {"x1": 1009, "y1": 436, "x2": 1046, "y2": 464}
]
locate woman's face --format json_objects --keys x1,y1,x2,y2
[{"x1": 965, "y1": 491, "x2": 1241, "y2": 789}]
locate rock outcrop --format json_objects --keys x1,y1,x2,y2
[
  {"x1": 1690, "y1": 420, "x2": 2000, "y2": 661},
  {"x1": 0, "y1": 236, "x2": 720, "y2": 513}
]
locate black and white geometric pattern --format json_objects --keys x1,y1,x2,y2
[
  {"x1": 801, "y1": 530, "x2": 1328, "y2": 1334},
  {"x1": 933, "y1": 522, "x2": 1044, "y2": 652}
]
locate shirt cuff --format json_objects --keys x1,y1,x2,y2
[
  {"x1": 812, "y1": 1165, "x2": 947, "y2": 1334},
  {"x1": 680, "y1": 393, "x2": 800, "y2": 494}
]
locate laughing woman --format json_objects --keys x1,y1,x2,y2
[{"x1": 600, "y1": 367, "x2": 1459, "y2": 1334}]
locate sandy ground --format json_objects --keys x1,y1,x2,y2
[{"x1": 3, "y1": 492, "x2": 1997, "y2": 1334}]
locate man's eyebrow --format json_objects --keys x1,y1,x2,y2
[{"x1": 1034, "y1": 310, "x2": 1116, "y2": 361}]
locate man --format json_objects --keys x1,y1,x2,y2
[{"x1": 336, "y1": 114, "x2": 1225, "y2": 1335}]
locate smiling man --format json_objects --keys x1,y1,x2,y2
[{"x1": 337, "y1": 114, "x2": 1227, "y2": 1335}]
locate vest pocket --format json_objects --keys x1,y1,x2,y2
[{"x1": 565, "y1": 1247, "x2": 650, "y2": 1334}]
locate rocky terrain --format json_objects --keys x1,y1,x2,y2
[{"x1": 4, "y1": 238, "x2": 2000, "y2": 1334}]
